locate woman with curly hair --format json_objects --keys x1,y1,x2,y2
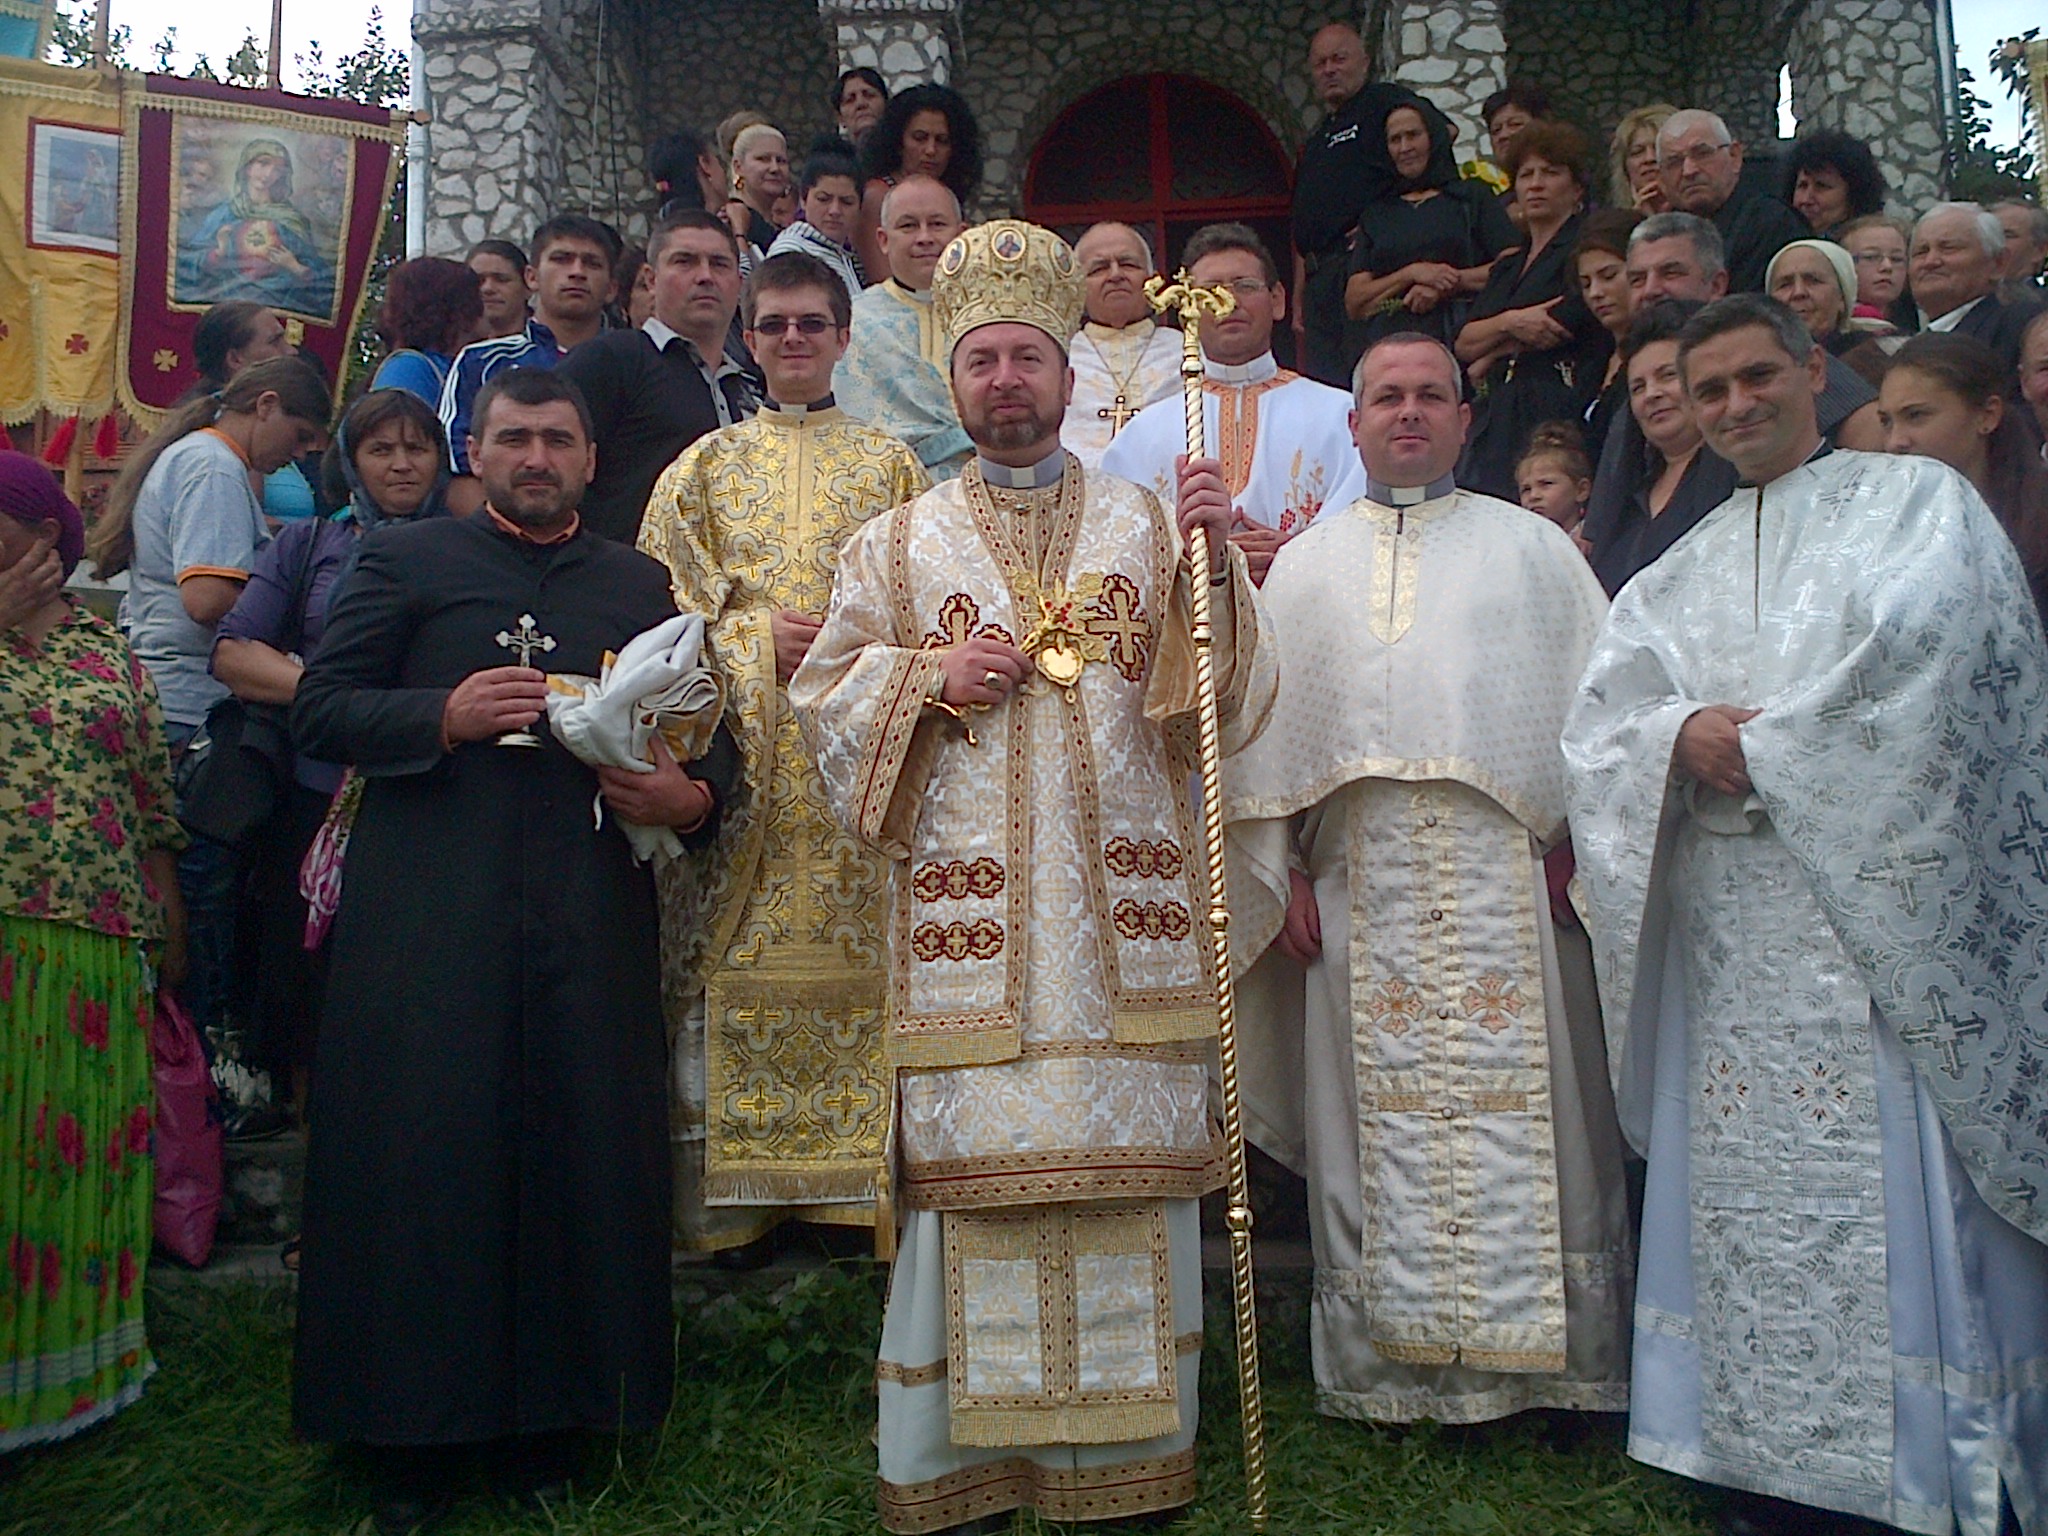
[
  {"x1": 1780, "y1": 128, "x2": 1887, "y2": 240},
  {"x1": 855, "y1": 83, "x2": 981, "y2": 280},
  {"x1": 369, "y1": 257, "x2": 485, "y2": 406}
]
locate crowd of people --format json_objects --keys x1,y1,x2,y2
[{"x1": 4, "y1": 20, "x2": 2048, "y2": 1536}]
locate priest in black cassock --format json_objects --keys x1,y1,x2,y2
[{"x1": 289, "y1": 366, "x2": 739, "y2": 1530}]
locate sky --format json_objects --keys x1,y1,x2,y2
[{"x1": 87, "y1": 0, "x2": 2041, "y2": 151}]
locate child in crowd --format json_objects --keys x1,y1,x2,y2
[{"x1": 1516, "y1": 420, "x2": 1592, "y2": 546}]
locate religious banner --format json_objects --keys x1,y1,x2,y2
[
  {"x1": 0, "y1": 57, "x2": 121, "y2": 425},
  {"x1": 117, "y1": 73, "x2": 404, "y2": 426},
  {"x1": 0, "y1": 0, "x2": 55, "y2": 60}
]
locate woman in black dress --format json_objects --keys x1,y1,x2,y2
[
  {"x1": 1453, "y1": 122, "x2": 1610, "y2": 502},
  {"x1": 1344, "y1": 96, "x2": 1518, "y2": 351}
]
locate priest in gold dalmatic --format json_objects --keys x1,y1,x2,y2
[
  {"x1": 639, "y1": 249, "x2": 929, "y2": 1253},
  {"x1": 791, "y1": 220, "x2": 1276, "y2": 1533}
]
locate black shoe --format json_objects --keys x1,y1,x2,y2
[
  {"x1": 221, "y1": 1102, "x2": 291, "y2": 1142},
  {"x1": 371, "y1": 1489, "x2": 446, "y2": 1535},
  {"x1": 487, "y1": 1430, "x2": 584, "y2": 1507},
  {"x1": 709, "y1": 1233, "x2": 778, "y2": 1271},
  {"x1": 1715, "y1": 1491, "x2": 1805, "y2": 1536}
]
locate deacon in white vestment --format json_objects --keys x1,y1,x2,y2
[
  {"x1": 1062, "y1": 223, "x2": 1184, "y2": 474},
  {"x1": 792, "y1": 220, "x2": 1275, "y2": 1533},
  {"x1": 1225, "y1": 333, "x2": 1633, "y2": 1428},
  {"x1": 1102, "y1": 222, "x2": 1364, "y2": 582},
  {"x1": 838, "y1": 176, "x2": 973, "y2": 481},
  {"x1": 1563, "y1": 295, "x2": 2048, "y2": 1535}
]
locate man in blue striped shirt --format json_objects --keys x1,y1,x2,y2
[{"x1": 438, "y1": 214, "x2": 616, "y2": 512}]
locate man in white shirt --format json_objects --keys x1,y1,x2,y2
[{"x1": 1062, "y1": 222, "x2": 1183, "y2": 473}]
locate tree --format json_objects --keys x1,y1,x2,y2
[{"x1": 1950, "y1": 32, "x2": 2040, "y2": 206}]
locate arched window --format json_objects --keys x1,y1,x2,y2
[{"x1": 1024, "y1": 74, "x2": 1293, "y2": 276}]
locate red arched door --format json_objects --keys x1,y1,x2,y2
[{"x1": 1024, "y1": 74, "x2": 1294, "y2": 277}]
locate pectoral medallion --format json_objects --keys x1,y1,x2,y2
[
  {"x1": 1037, "y1": 642, "x2": 1085, "y2": 689},
  {"x1": 1017, "y1": 571, "x2": 1108, "y2": 692}
]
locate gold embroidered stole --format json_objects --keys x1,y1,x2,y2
[
  {"x1": 1205, "y1": 370, "x2": 1297, "y2": 501},
  {"x1": 882, "y1": 465, "x2": 1216, "y2": 1068}
]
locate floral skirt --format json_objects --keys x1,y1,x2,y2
[{"x1": 0, "y1": 913, "x2": 156, "y2": 1451}]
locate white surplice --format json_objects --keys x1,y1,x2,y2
[
  {"x1": 1101, "y1": 351, "x2": 1365, "y2": 535},
  {"x1": 1564, "y1": 449, "x2": 2048, "y2": 1533},
  {"x1": 1062, "y1": 319, "x2": 1184, "y2": 475},
  {"x1": 1224, "y1": 485, "x2": 1633, "y2": 1423}
]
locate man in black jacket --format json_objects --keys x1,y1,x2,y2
[
  {"x1": 1291, "y1": 22, "x2": 1418, "y2": 387},
  {"x1": 556, "y1": 209, "x2": 760, "y2": 544},
  {"x1": 1910, "y1": 201, "x2": 2048, "y2": 378},
  {"x1": 1656, "y1": 109, "x2": 1809, "y2": 295}
]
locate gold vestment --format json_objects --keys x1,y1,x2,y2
[{"x1": 639, "y1": 402, "x2": 930, "y2": 1238}]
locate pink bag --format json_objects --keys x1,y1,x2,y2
[{"x1": 152, "y1": 991, "x2": 223, "y2": 1267}]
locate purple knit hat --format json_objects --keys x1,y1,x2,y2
[{"x1": 0, "y1": 450, "x2": 87, "y2": 578}]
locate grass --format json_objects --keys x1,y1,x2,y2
[{"x1": 0, "y1": 1265, "x2": 1718, "y2": 1536}]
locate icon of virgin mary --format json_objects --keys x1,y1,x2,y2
[{"x1": 176, "y1": 137, "x2": 337, "y2": 316}]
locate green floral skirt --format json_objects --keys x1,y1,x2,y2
[{"x1": 0, "y1": 913, "x2": 156, "y2": 1450}]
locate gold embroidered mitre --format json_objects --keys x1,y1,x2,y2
[{"x1": 932, "y1": 219, "x2": 1085, "y2": 358}]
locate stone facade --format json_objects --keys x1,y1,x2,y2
[
  {"x1": 410, "y1": 0, "x2": 1951, "y2": 260},
  {"x1": 1787, "y1": 0, "x2": 1946, "y2": 211}
]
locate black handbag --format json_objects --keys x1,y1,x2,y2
[{"x1": 174, "y1": 528, "x2": 322, "y2": 850}]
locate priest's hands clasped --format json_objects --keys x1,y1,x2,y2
[{"x1": 1173, "y1": 453, "x2": 1234, "y2": 577}]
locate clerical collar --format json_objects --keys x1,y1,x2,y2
[
  {"x1": 1083, "y1": 318, "x2": 1154, "y2": 342},
  {"x1": 978, "y1": 449, "x2": 1066, "y2": 489},
  {"x1": 486, "y1": 506, "x2": 581, "y2": 545},
  {"x1": 764, "y1": 393, "x2": 836, "y2": 418},
  {"x1": 885, "y1": 278, "x2": 932, "y2": 305},
  {"x1": 1204, "y1": 352, "x2": 1278, "y2": 386},
  {"x1": 1366, "y1": 472, "x2": 1457, "y2": 507},
  {"x1": 1737, "y1": 437, "x2": 1832, "y2": 490}
]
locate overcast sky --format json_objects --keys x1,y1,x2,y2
[{"x1": 91, "y1": 0, "x2": 2041, "y2": 151}]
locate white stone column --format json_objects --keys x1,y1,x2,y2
[
  {"x1": 414, "y1": 0, "x2": 571, "y2": 256},
  {"x1": 1786, "y1": 0, "x2": 1945, "y2": 212},
  {"x1": 819, "y1": 0, "x2": 955, "y2": 89},
  {"x1": 1378, "y1": 0, "x2": 1508, "y2": 164}
]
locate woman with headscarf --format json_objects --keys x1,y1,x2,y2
[
  {"x1": 210, "y1": 389, "x2": 448, "y2": 1164},
  {"x1": 1344, "y1": 93, "x2": 1519, "y2": 350},
  {"x1": 0, "y1": 452, "x2": 185, "y2": 1449},
  {"x1": 1767, "y1": 238, "x2": 1891, "y2": 355}
]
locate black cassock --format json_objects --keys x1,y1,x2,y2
[{"x1": 288, "y1": 512, "x2": 739, "y2": 1445}]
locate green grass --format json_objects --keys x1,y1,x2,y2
[{"x1": 0, "y1": 1267, "x2": 1717, "y2": 1535}]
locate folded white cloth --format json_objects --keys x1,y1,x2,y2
[{"x1": 545, "y1": 612, "x2": 725, "y2": 862}]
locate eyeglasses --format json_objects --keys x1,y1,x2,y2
[
  {"x1": 751, "y1": 314, "x2": 834, "y2": 336},
  {"x1": 1657, "y1": 144, "x2": 1730, "y2": 172},
  {"x1": 1214, "y1": 279, "x2": 1271, "y2": 299}
]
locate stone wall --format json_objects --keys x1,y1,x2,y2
[
  {"x1": 823, "y1": 0, "x2": 954, "y2": 87},
  {"x1": 954, "y1": 0, "x2": 1338, "y2": 217},
  {"x1": 1377, "y1": 0, "x2": 1508, "y2": 164},
  {"x1": 635, "y1": 0, "x2": 840, "y2": 152},
  {"x1": 1787, "y1": 0, "x2": 1946, "y2": 211}
]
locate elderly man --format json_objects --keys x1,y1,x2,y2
[
  {"x1": 291, "y1": 367, "x2": 741, "y2": 1530},
  {"x1": 1994, "y1": 197, "x2": 2048, "y2": 290},
  {"x1": 837, "y1": 174, "x2": 972, "y2": 479},
  {"x1": 793, "y1": 219, "x2": 1274, "y2": 1533},
  {"x1": 1062, "y1": 222, "x2": 1183, "y2": 473},
  {"x1": 1655, "y1": 110, "x2": 1808, "y2": 294},
  {"x1": 1291, "y1": 22, "x2": 1419, "y2": 386},
  {"x1": 1104, "y1": 222, "x2": 1365, "y2": 582},
  {"x1": 1225, "y1": 332, "x2": 1631, "y2": 1432},
  {"x1": 1911, "y1": 200, "x2": 2047, "y2": 375},
  {"x1": 1565, "y1": 294, "x2": 2048, "y2": 1536},
  {"x1": 557, "y1": 209, "x2": 758, "y2": 545}
]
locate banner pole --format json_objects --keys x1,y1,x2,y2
[{"x1": 267, "y1": 0, "x2": 284, "y2": 89}]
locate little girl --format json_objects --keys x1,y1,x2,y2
[{"x1": 1516, "y1": 420, "x2": 1592, "y2": 544}]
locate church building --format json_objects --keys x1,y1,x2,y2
[{"x1": 413, "y1": 0, "x2": 1954, "y2": 264}]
